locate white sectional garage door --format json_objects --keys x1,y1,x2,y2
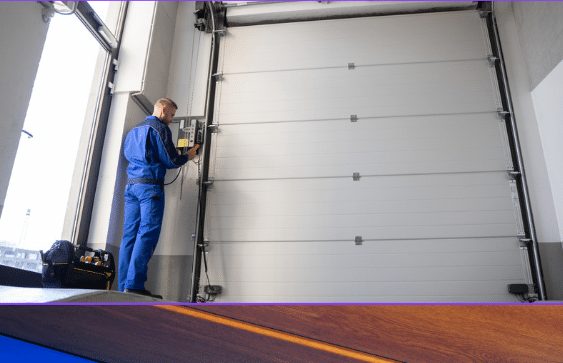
[{"x1": 203, "y1": 11, "x2": 532, "y2": 302}]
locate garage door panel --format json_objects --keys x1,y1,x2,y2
[
  {"x1": 209, "y1": 172, "x2": 511, "y2": 192},
  {"x1": 203, "y1": 238, "x2": 525, "y2": 303},
  {"x1": 215, "y1": 115, "x2": 503, "y2": 149},
  {"x1": 205, "y1": 292, "x2": 519, "y2": 303},
  {"x1": 211, "y1": 190, "x2": 514, "y2": 208},
  {"x1": 211, "y1": 163, "x2": 509, "y2": 181},
  {"x1": 203, "y1": 281, "x2": 521, "y2": 303},
  {"x1": 216, "y1": 61, "x2": 498, "y2": 124},
  {"x1": 207, "y1": 266, "x2": 524, "y2": 285},
  {"x1": 213, "y1": 116, "x2": 505, "y2": 157},
  {"x1": 206, "y1": 174, "x2": 517, "y2": 241},
  {"x1": 210, "y1": 113, "x2": 508, "y2": 180},
  {"x1": 219, "y1": 61, "x2": 493, "y2": 99},
  {"x1": 216, "y1": 139, "x2": 504, "y2": 158},
  {"x1": 223, "y1": 147, "x2": 504, "y2": 163},
  {"x1": 211, "y1": 211, "x2": 516, "y2": 232},
  {"x1": 205, "y1": 238, "x2": 521, "y2": 255},
  {"x1": 212, "y1": 151, "x2": 506, "y2": 180},
  {"x1": 210, "y1": 197, "x2": 514, "y2": 218},
  {"x1": 208, "y1": 223, "x2": 517, "y2": 242},
  {"x1": 205, "y1": 10, "x2": 531, "y2": 302},
  {"x1": 203, "y1": 240, "x2": 525, "y2": 284},
  {"x1": 207, "y1": 174, "x2": 514, "y2": 217},
  {"x1": 217, "y1": 94, "x2": 496, "y2": 126},
  {"x1": 221, "y1": 11, "x2": 488, "y2": 73},
  {"x1": 206, "y1": 247, "x2": 522, "y2": 271}
]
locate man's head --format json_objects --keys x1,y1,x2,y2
[{"x1": 153, "y1": 98, "x2": 178, "y2": 126}]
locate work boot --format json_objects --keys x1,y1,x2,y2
[{"x1": 124, "y1": 288, "x2": 163, "y2": 299}]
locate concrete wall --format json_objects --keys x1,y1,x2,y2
[
  {"x1": 532, "y1": 61, "x2": 563, "y2": 242},
  {"x1": 511, "y1": 1, "x2": 563, "y2": 90},
  {"x1": 510, "y1": 1, "x2": 563, "y2": 244},
  {"x1": 0, "y1": 2, "x2": 49, "y2": 219},
  {"x1": 495, "y1": 2, "x2": 563, "y2": 300}
]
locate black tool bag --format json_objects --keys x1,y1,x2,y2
[{"x1": 41, "y1": 240, "x2": 115, "y2": 290}]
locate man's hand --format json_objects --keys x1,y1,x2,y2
[{"x1": 187, "y1": 144, "x2": 199, "y2": 160}]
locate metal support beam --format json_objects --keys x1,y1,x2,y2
[
  {"x1": 486, "y1": 3, "x2": 547, "y2": 300},
  {"x1": 74, "y1": 1, "x2": 119, "y2": 55},
  {"x1": 189, "y1": 1, "x2": 223, "y2": 303}
]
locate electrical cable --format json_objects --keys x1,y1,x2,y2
[
  {"x1": 202, "y1": 244, "x2": 212, "y2": 287},
  {"x1": 164, "y1": 148, "x2": 200, "y2": 186},
  {"x1": 164, "y1": 167, "x2": 182, "y2": 186}
]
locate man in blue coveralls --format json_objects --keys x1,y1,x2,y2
[{"x1": 119, "y1": 98, "x2": 198, "y2": 298}]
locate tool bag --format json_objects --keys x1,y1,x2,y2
[{"x1": 40, "y1": 240, "x2": 115, "y2": 290}]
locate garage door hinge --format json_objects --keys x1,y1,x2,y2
[
  {"x1": 479, "y1": 10, "x2": 492, "y2": 19},
  {"x1": 507, "y1": 171, "x2": 520, "y2": 180},
  {"x1": 197, "y1": 178, "x2": 214, "y2": 188},
  {"x1": 488, "y1": 56, "x2": 499, "y2": 68},
  {"x1": 497, "y1": 109, "x2": 511, "y2": 121},
  {"x1": 519, "y1": 238, "x2": 532, "y2": 247},
  {"x1": 350, "y1": 115, "x2": 358, "y2": 122},
  {"x1": 208, "y1": 124, "x2": 219, "y2": 133},
  {"x1": 213, "y1": 73, "x2": 223, "y2": 82},
  {"x1": 355, "y1": 236, "x2": 363, "y2": 245},
  {"x1": 112, "y1": 58, "x2": 119, "y2": 72},
  {"x1": 497, "y1": 109, "x2": 510, "y2": 118},
  {"x1": 353, "y1": 172, "x2": 361, "y2": 181},
  {"x1": 348, "y1": 63, "x2": 355, "y2": 70},
  {"x1": 198, "y1": 239, "x2": 210, "y2": 248}
]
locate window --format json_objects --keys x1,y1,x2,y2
[{"x1": 0, "y1": 2, "x2": 114, "y2": 272}]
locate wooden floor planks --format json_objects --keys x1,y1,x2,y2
[
  {"x1": 191, "y1": 304, "x2": 563, "y2": 363},
  {"x1": 0, "y1": 304, "x2": 562, "y2": 362}
]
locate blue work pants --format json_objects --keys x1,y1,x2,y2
[{"x1": 118, "y1": 183, "x2": 165, "y2": 291}]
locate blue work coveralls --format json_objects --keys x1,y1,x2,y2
[{"x1": 119, "y1": 116, "x2": 188, "y2": 291}]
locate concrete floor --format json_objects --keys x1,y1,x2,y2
[{"x1": 0, "y1": 286, "x2": 166, "y2": 303}]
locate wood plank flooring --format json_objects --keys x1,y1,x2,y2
[
  {"x1": 0, "y1": 304, "x2": 561, "y2": 362},
  {"x1": 193, "y1": 304, "x2": 563, "y2": 362}
]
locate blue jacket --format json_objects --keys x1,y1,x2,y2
[{"x1": 124, "y1": 116, "x2": 188, "y2": 183}]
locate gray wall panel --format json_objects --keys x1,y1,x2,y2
[{"x1": 146, "y1": 254, "x2": 193, "y2": 302}]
